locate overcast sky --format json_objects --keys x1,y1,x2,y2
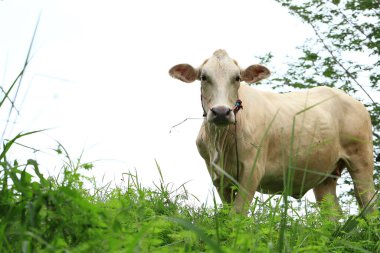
[{"x1": 0, "y1": 0, "x2": 317, "y2": 204}]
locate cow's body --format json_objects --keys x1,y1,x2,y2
[{"x1": 170, "y1": 50, "x2": 376, "y2": 214}]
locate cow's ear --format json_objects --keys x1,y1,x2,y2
[
  {"x1": 169, "y1": 64, "x2": 199, "y2": 83},
  {"x1": 241, "y1": 65, "x2": 270, "y2": 84}
]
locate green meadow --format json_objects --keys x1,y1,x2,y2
[{"x1": 0, "y1": 132, "x2": 379, "y2": 252}]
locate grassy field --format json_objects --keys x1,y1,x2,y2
[{"x1": 0, "y1": 135, "x2": 379, "y2": 252}]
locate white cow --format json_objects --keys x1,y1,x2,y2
[{"x1": 169, "y1": 49, "x2": 376, "y2": 214}]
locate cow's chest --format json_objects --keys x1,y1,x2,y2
[
  {"x1": 202, "y1": 128, "x2": 238, "y2": 183},
  {"x1": 208, "y1": 143, "x2": 237, "y2": 179}
]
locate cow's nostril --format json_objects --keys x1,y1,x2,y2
[
  {"x1": 226, "y1": 109, "x2": 232, "y2": 115},
  {"x1": 211, "y1": 108, "x2": 217, "y2": 115}
]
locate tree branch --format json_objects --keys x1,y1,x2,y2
[
  {"x1": 335, "y1": 7, "x2": 380, "y2": 55},
  {"x1": 309, "y1": 22, "x2": 376, "y2": 105}
]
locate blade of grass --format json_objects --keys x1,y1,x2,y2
[
  {"x1": 1, "y1": 13, "x2": 41, "y2": 143},
  {"x1": 154, "y1": 159, "x2": 164, "y2": 183},
  {"x1": 0, "y1": 70, "x2": 24, "y2": 109},
  {"x1": 0, "y1": 130, "x2": 45, "y2": 160},
  {"x1": 211, "y1": 190, "x2": 220, "y2": 244}
]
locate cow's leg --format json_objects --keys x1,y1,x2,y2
[
  {"x1": 345, "y1": 145, "x2": 376, "y2": 211},
  {"x1": 233, "y1": 189, "x2": 255, "y2": 214},
  {"x1": 313, "y1": 176, "x2": 342, "y2": 215},
  {"x1": 233, "y1": 163, "x2": 263, "y2": 214},
  {"x1": 219, "y1": 186, "x2": 236, "y2": 204},
  {"x1": 213, "y1": 173, "x2": 235, "y2": 204}
]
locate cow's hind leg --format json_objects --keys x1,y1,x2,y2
[
  {"x1": 345, "y1": 144, "x2": 376, "y2": 211},
  {"x1": 313, "y1": 171, "x2": 342, "y2": 215}
]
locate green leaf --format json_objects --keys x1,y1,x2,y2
[
  {"x1": 322, "y1": 67, "x2": 335, "y2": 78},
  {"x1": 332, "y1": 0, "x2": 340, "y2": 5}
]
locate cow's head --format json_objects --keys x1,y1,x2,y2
[{"x1": 169, "y1": 49, "x2": 270, "y2": 126}]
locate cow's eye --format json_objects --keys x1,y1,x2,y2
[
  {"x1": 235, "y1": 75, "x2": 241, "y2": 82},
  {"x1": 201, "y1": 74, "x2": 208, "y2": 81}
]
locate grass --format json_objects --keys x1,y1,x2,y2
[{"x1": 0, "y1": 140, "x2": 379, "y2": 252}]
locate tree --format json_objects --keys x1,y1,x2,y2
[{"x1": 269, "y1": 0, "x2": 380, "y2": 197}]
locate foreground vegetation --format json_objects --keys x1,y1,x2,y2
[{"x1": 0, "y1": 137, "x2": 379, "y2": 253}]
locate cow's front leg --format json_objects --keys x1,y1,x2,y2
[
  {"x1": 233, "y1": 162, "x2": 264, "y2": 214},
  {"x1": 220, "y1": 185, "x2": 237, "y2": 204},
  {"x1": 213, "y1": 178, "x2": 237, "y2": 204}
]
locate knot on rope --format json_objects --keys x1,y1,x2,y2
[{"x1": 233, "y1": 99, "x2": 243, "y2": 114}]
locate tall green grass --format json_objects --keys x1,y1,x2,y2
[{"x1": 0, "y1": 147, "x2": 379, "y2": 252}]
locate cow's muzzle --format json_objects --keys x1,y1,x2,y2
[{"x1": 208, "y1": 105, "x2": 234, "y2": 126}]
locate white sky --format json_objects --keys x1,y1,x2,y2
[{"x1": 0, "y1": 0, "x2": 319, "y2": 204}]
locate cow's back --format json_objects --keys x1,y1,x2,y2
[{"x1": 242, "y1": 86, "x2": 372, "y2": 196}]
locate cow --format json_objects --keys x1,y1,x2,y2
[{"x1": 169, "y1": 49, "x2": 376, "y2": 214}]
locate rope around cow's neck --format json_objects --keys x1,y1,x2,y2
[
  {"x1": 233, "y1": 99, "x2": 242, "y2": 185},
  {"x1": 200, "y1": 94, "x2": 243, "y2": 188}
]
